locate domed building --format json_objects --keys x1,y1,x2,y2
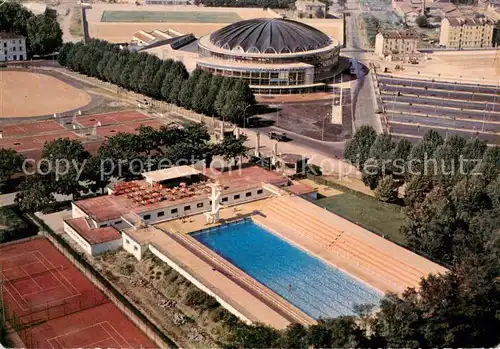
[{"x1": 197, "y1": 18, "x2": 341, "y2": 95}]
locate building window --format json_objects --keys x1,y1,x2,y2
[
  {"x1": 246, "y1": 192, "x2": 252, "y2": 197},
  {"x1": 222, "y1": 197, "x2": 228, "y2": 202},
  {"x1": 115, "y1": 220, "x2": 122, "y2": 225},
  {"x1": 234, "y1": 194, "x2": 240, "y2": 200},
  {"x1": 157, "y1": 211, "x2": 165, "y2": 217},
  {"x1": 99, "y1": 224, "x2": 107, "y2": 228},
  {"x1": 184, "y1": 205, "x2": 191, "y2": 211},
  {"x1": 257, "y1": 189, "x2": 264, "y2": 195},
  {"x1": 143, "y1": 214, "x2": 151, "y2": 220},
  {"x1": 126, "y1": 239, "x2": 130, "y2": 244},
  {"x1": 197, "y1": 202, "x2": 203, "y2": 208},
  {"x1": 171, "y1": 208, "x2": 178, "y2": 214},
  {"x1": 134, "y1": 246, "x2": 138, "y2": 251}
]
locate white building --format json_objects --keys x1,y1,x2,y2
[
  {"x1": 65, "y1": 165, "x2": 288, "y2": 256},
  {"x1": 0, "y1": 33, "x2": 27, "y2": 62}
]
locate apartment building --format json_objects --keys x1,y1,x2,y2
[
  {"x1": 439, "y1": 16, "x2": 495, "y2": 48},
  {"x1": 295, "y1": 0, "x2": 326, "y2": 18},
  {"x1": 375, "y1": 30, "x2": 419, "y2": 57},
  {"x1": 0, "y1": 33, "x2": 27, "y2": 62}
]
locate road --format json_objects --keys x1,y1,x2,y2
[{"x1": 340, "y1": 0, "x2": 382, "y2": 133}]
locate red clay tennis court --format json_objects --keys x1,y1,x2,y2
[
  {"x1": 0, "y1": 120, "x2": 65, "y2": 138},
  {"x1": 75, "y1": 111, "x2": 150, "y2": 128},
  {"x1": 97, "y1": 120, "x2": 165, "y2": 137},
  {"x1": 0, "y1": 238, "x2": 155, "y2": 348},
  {"x1": 0, "y1": 132, "x2": 81, "y2": 152}
]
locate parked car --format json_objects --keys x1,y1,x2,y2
[{"x1": 268, "y1": 131, "x2": 288, "y2": 141}]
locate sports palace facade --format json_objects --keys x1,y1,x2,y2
[{"x1": 196, "y1": 18, "x2": 341, "y2": 94}]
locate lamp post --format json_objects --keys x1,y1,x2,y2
[{"x1": 243, "y1": 104, "x2": 251, "y2": 129}]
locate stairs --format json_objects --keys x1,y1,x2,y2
[{"x1": 263, "y1": 197, "x2": 430, "y2": 291}]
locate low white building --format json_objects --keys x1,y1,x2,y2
[
  {"x1": 66, "y1": 165, "x2": 288, "y2": 256},
  {"x1": 63, "y1": 217, "x2": 122, "y2": 255},
  {"x1": 0, "y1": 33, "x2": 27, "y2": 62}
]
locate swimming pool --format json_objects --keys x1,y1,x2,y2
[{"x1": 192, "y1": 219, "x2": 381, "y2": 319}]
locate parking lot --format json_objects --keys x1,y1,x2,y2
[{"x1": 378, "y1": 75, "x2": 500, "y2": 145}]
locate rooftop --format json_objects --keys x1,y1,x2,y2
[
  {"x1": 142, "y1": 165, "x2": 201, "y2": 184},
  {"x1": 65, "y1": 218, "x2": 122, "y2": 245},
  {"x1": 380, "y1": 29, "x2": 419, "y2": 39},
  {"x1": 447, "y1": 16, "x2": 494, "y2": 26},
  {"x1": 209, "y1": 18, "x2": 332, "y2": 54},
  {"x1": 74, "y1": 166, "x2": 288, "y2": 222},
  {"x1": 0, "y1": 32, "x2": 25, "y2": 39}
]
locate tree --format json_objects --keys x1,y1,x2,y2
[
  {"x1": 41, "y1": 138, "x2": 90, "y2": 199},
  {"x1": 416, "y1": 14, "x2": 429, "y2": 28},
  {"x1": 191, "y1": 72, "x2": 212, "y2": 113},
  {"x1": 15, "y1": 174, "x2": 55, "y2": 212},
  {"x1": 57, "y1": 42, "x2": 74, "y2": 66},
  {"x1": 362, "y1": 133, "x2": 395, "y2": 189},
  {"x1": 344, "y1": 125, "x2": 377, "y2": 169},
  {"x1": 26, "y1": 14, "x2": 63, "y2": 55},
  {"x1": 97, "y1": 133, "x2": 144, "y2": 181},
  {"x1": 203, "y1": 75, "x2": 223, "y2": 116},
  {"x1": 214, "y1": 134, "x2": 248, "y2": 166},
  {"x1": 168, "y1": 76, "x2": 185, "y2": 104},
  {"x1": 375, "y1": 175, "x2": 399, "y2": 203},
  {"x1": 178, "y1": 70, "x2": 202, "y2": 109},
  {"x1": 280, "y1": 323, "x2": 307, "y2": 349},
  {"x1": 0, "y1": 149, "x2": 24, "y2": 189},
  {"x1": 214, "y1": 77, "x2": 234, "y2": 116},
  {"x1": 227, "y1": 323, "x2": 280, "y2": 348}
]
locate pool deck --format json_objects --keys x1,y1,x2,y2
[
  {"x1": 126, "y1": 214, "x2": 314, "y2": 328},
  {"x1": 160, "y1": 196, "x2": 447, "y2": 295}
]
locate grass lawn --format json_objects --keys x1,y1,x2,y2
[
  {"x1": 316, "y1": 192, "x2": 407, "y2": 245},
  {"x1": 101, "y1": 11, "x2": 242, "y2": 23}
]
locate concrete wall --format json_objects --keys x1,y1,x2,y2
[
  {"x1": 149, "y1": 244, "x2": 254, "y2": 325},
  {"x1": 72, "y1": 203, "x2": 88, "y2": 219},
  {"x1": 64, "y1": 221, "x2": 93, "y2": 255},
  {"x1": 122, "y1": 231, "x2": 147, "y2": 260},
  {"x1": 91, "y1": 238, "x2": 122, "y2": 255}
]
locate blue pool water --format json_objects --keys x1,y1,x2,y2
[{"x1": 192, "y1": 219, "x2": 381, "y2": 319}]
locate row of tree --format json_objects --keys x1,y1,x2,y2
[
  {"x1": 6, "y1": 122, "x2": 247, "y2": 212},
  {"x1": 0, "y1": 1, "x2": 62, "y2": 57},
  {"x1": 57, "y1": 39, "x2": 255, "y2": 125},
  {"x1": 345, "y1": 127, "x2": 500, "y2": 264}
]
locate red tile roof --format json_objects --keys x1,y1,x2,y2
[{"x1": 66, "y1": 218, "x2": 122, "y2": 245}]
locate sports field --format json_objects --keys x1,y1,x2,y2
[
  {"x1": 101, "y1": 10, "x2": 242, "y2": 23},
  {"x1": 0, "y1": 71, "x2": 91, "y2": 118},
  {"x1": 0, "y1": 237, "x2": 155, "y2": 348}
]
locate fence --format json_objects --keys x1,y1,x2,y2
[{"x1": 26, "y1": 214, "x2": 178, "y2": 349}]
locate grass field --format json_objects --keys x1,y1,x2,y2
[
  {"x1": 101, "y1": 10, "x2": 242, "y2": 23},
  {"x1": 316, "y1": 192, "x2": 407, "y2": 245}
]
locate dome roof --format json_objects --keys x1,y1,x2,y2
[{"x1": 209, "y1": 18, "x2": 332, "y2": 54}]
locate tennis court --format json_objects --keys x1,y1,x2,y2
[
  {"x1": 101, "y1": 10, "x2": 242, "y2": 23},
  {"x1": 0, "y1": 237, "x2": 155, "y2": 348}
]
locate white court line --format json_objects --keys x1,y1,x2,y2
[
  {"x1": 0, "y1": 270, "x2": 30, "y2": 310},
  {"x1": 82, "y1": 337, "x2": 118, "y2": 348},
  {"x1": 20, "y1": 266, "x2": 43, "y2": 291},
  {"x1": 0, "y1": 251, "x2": 40, "y2": 262},
  {"x1": 33, "y1": 251, "x2": 80, "y2": 296},
  {"x1": 23, "y1": 284, "x2": 65, "y2": 297},
  {"x1": 46, "y1": 321, "x2": 109, "y2": 343},
  {"x1": 0, "y1": 275, "x2": 29, "y2": 311},
  {"x1": 1, "y1": 261, "x2": 41, "y2": 272},
  {"x1": 102, "y1": 321, "x2": 134, "y2": 348}
]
